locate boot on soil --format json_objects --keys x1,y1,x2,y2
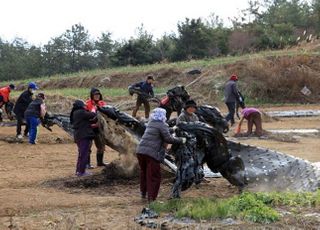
[
  {"x1": 97, "y1": 152, "x2": 107, "y2": 167},
  {"x1": 86, "y1": 155, "x2": 95, "y2": 169},
  {"x1": 86, "y1": 164, "x2": 95, "y2": 169}
]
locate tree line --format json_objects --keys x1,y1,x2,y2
[{"x1": 0, "y1": 0, "x2": 319, "y2": 81}]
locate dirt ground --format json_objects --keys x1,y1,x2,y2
[{"x1": 0, "y1": 105, "x2": 319, "y2": 229}]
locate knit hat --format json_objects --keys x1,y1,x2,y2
[
  {"x1": 70, "y1": 100, "x2": 86, "y2": 124},
  {"x1": 9, "y1": 84, "x2": 15, "y2": 90},
  {"x1": 37, "y1": 93, "x2": 45, "y2": 100},
  {"x1": 73, "y1": 99, "x2": 85, "y2": 109},
  {"x1": 230, "y1": 74, "x2": 238, "y2": 81},
  {"x1": 184, "y1": 99, "x2": 197, "y2": 109}
]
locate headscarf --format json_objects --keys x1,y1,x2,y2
[{"x1": 150, "y1": 107, "x2": 167, "y2": 122}]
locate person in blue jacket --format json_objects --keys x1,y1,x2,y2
[{"x1": 131, "y1": 75, "x2": 154, "y2": 119}]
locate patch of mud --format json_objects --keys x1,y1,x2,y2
[
  {"x1": 234, "y1": 132, "x2": 299, "y2": 143},
  {"x1": 0, "y1": 121, "x2": 17, "y2": 127},
  {"x1": 265, "y1": 132, "x2": 300, "y2": 143},
  {"x1": 43, "y1": 162, "x2": 175, "y2": 192},
  {"x1": 0, "y1": 135, "x2": 72, "y2": 144},
  {"x1": 0, "y1": 136, "x2": 24, "y2": 143},
  {"x1": 57, "y1": 164, "x2": 137, "y2": 189}
]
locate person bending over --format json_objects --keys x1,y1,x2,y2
[{"x1": 237, "y1": 107, "x2": 263, "y2": 137}]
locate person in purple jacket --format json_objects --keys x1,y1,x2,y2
[{"x1": 238, "y1": 107, "x2": 263, "y2": 136}]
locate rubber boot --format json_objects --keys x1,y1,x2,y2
[
  {"x1": 86, "y1": 154, "x2": 94, "y2": 169},
  {"x1": 97, "y1": 152, "x2": 106, "y2": 167}
]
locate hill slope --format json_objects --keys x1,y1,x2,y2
[{"x1": 8, "y1": 46, "x2": 320, "y2": 106}]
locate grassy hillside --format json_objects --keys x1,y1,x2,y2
[
  {"x1": 4, "y1": 46, "x2": 320, "y2": 105},
  {"x1": 4, "y1": 49, "x2": 318, "y2": 85}
]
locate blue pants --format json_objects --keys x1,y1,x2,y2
[
  {"x1": 225, "y1": 102, "x2": 236, "y2": 124},
  {"x1": 26, "y1": 116, "x2": 40, "y2": 144}
]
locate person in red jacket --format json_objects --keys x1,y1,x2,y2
[
  {"x1": 0, "y1": 84, "x2": 15, "y2": 121},
  {"x1": 0, "y1": 84, "x2": 15, "y2": 106},
  {"x1": 85, "y1": 88, "x2": 107, "y2": 167}
]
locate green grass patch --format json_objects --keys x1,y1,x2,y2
[
  {"x1": 10, "y1": 87, "x2": 168, "y2": 99},
  {"x1": 149, "y1": 191, "x2": 320, "y2": 224}
]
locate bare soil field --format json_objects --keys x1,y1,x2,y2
[{"x1": 0, "y1": 105, "x2": 319, "y2": 229}]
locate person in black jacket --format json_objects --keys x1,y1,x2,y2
[
  {"x1": 24, "y1": 93, "x2": 46, "y2": 144},
  {"x1": 13, "y1": 82, "x2": 38, "y2": 139},
  {"x1": 70, "y1": 100, "x2": 96, "y2": 176}
]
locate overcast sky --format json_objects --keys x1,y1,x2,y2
[{"x1": 0, "y1": 0, "x2": 250, "y2": 46}]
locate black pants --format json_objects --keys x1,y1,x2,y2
[
  {"x1": 225, "y1": 102, "x2": 236, "y2": 124},
  {"x1": 16, "y1": 114, "x2": 28, "y2": 136}
]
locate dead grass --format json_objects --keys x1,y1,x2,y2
[{"x1": 238, "y1": 55, "x2": 320, "y2": 103}]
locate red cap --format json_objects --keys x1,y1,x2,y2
[{"x1": 230, "y1": 74, "x2": 238, "y2": 81}]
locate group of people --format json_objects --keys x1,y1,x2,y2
[
  {"x1": 136, "y1": 99, "x2": 198, "y2": 202},
  {"x1": 0, "y1": 82, "x2": 46, "y2": 144},
  {"x1": 136, "y1": 74, "x2": 264, "y2": 202},
  {"x1": 70, "y1": 88, "x2": 108, "y2": 176},
  {"x1": 0, "y1": 73, "x2": 263, "y2": 202},
  {"x1": 0, "y1": 83, "x2": 107, "y2": 177}
]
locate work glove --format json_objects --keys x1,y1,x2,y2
[{"x1": 181, "y1": 137, "x2": 187, "y2": 144}]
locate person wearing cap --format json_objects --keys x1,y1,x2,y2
[
  {"x1": 0, "y1": 84, "x2": 15, "y2": 109},
  {"x1": 85, "y1": 88, "x2": 107, "y2": 167},
  {"x1": 136, "y1": 108, "x2": 186, "y2": 202},
  {"x1": 224, "y1": 74, "x2": 241, "y2": 126},
  {"x1": 24, "y1": 93, "x2": 46, "y2": 144},
  {"x1": 176, "y1": 99, "x2": 199, "y2": 124},
  {"x1": 237, "y1": 107, "x2": 263, "y2": 137},
  {"x1": 131, "y1": 75, "x2": 155, "y2": 119},
  {"x1": 13, "y1": 82, "x2": 39, "y2": 139},
  {"x1": 70, "y1": 100, "x2": 96, "y2": 177}
]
